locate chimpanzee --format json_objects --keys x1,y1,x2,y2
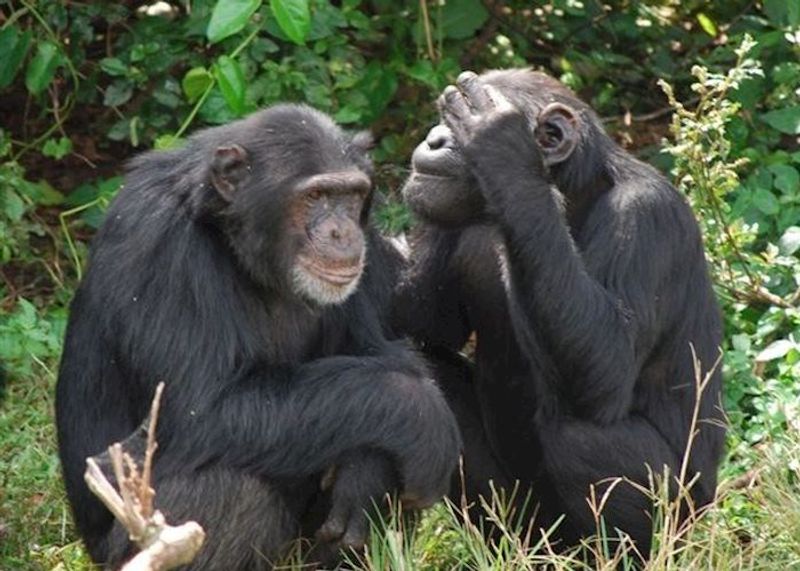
[
  {"x1": 55, "y1": 104, "x2": 461, "y2": 569},
  {"x1": 394, "y1": 69, "x2": 725, "y2": 553}
]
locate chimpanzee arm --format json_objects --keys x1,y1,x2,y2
[
  {"x1": 442, "y1": 91, "x2": 671, "y2": 424},
  {"x1": 392, "y1": 225, "x2": 472, "y2": 351},
  {"x1": 160, "y1": 343, "x2": 460, "y2": 510}
]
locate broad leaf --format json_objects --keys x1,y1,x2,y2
[
  {"x1": 762, "y1": 106, "x2": 800, "y2": 135},
  {"x1": 99, "y1": 57, "x2": 128, "y2": 77},
  {"x1": 696, "y1": 13, "x2": 717, "y2": 37},
  {"x1": 769, "y1": 164, "x2": 799, "y2": 194},
  {"x1": 42, "y1": 136, "x2": 73, "y2": 160},
  {"x1": 270, "y1": 0, "x2": 311, "y2": 45},
  {"x1": 756, "y1": 339, "x2": 796, "y2": 362},
  {"x1": 779, "y1": 226, "x2": 800, "y2": 256},
  {"x1": 764, "y1": 0, "x2": 800, "y2": 27},
  {"x1": 752, "y1": 188, "x2": 780, "y2": 215},
  {"x1": 0, "y1": 27, "x2": 32, "y2": 88},
  {"x1": 207, "y1": 0, "x2": 262, "y2": 44},
  {"x1": 182, "y1": 67, "x2": 214, "y2": 103},
  {"x1": 103, "y1": 80, "x2": 133, "y2": 107},
  {"x1": 440, "y1": 0, "x2": 489, "y2": 40},
  {"x1": 214, "y1": 56, "x2": 246, "y2": 116},
  {"x1": 25, "y1": 41, "x2": 61, "y2": 95}
]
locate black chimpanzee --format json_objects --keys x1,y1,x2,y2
[
  {"x1": 394, "y1": 69, "x2": 725, "y2": 553},
  {"x1": 56, "y1": 104, "x2": 461, "y2": 569}
]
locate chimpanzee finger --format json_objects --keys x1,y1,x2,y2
[
  {"x1": 441, "y1": 85, "x2": 471, "y2": 122},
  {"x1": 316, "y1": 503, "x2": 350, "y2": 543},
  {"x1": 341, "y1": 511, "x2": 370, "y2": 550},
  {"x1": 456, "y1": 71, "x2": 493, "y2": 112},
  {"x1": 483, "y1": 84, "x2": 515, "y2": 114}
]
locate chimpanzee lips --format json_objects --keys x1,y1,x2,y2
[{"x1": 299, "y1": 257, "x2": 362, "y2": 286}]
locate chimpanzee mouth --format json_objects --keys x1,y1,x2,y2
[
  {"x1": 410, "y1": 170, "x2": 454, "y2": 180},
  {"x1": 292, "y1": 256, "x2": 364, "y2": 305},
  {"x1": 298, "y1": 257, "x2": 363, "y2": 286}
]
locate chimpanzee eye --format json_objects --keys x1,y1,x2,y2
[{"x1": 308, "y1": 189, "x2": 322, "y2": 201}]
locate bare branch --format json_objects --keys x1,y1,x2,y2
[{"x1": 84, "y1": 382, "x2": 206, "y2": 571}]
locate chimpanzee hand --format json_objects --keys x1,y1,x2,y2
[
  {"x1": 315, "y1": 452, "x2": 397, "y2": 556},
  {"x1": 438, "y1": 71, "x2": 547, "y2": 183}
]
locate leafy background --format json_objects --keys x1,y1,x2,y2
[{"x1": 1, "y1": 0, "x2": 800, "y2": 568}]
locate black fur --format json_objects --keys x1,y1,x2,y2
[
  {"x1": 395, "y1": 69, "x2": 725, "y2": 553},
  {"x1": 56, "y1": 104, "x2": 460, "y2": 569}
]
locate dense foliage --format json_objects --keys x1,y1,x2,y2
[{"x1": 1, "y1": 1, "x2": 799, "y2": 568}]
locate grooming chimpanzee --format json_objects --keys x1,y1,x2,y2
[
  {"x1": 395, "y1": 69, "x2": 725, "y2": 553},
  {"x1": 56, "y1": 104, "x2": 461, "y2": 569}
]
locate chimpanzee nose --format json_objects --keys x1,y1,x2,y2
[
  {"x1": 426, "y1": 125, "x2": 455, "y2": 151},
  {"x1": 323, "y1": 219, "x2": 352, "y2": 245}
]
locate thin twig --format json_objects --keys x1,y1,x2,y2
[{"x1": 419, "y1": 0, "x2": 437, "y2": 62}]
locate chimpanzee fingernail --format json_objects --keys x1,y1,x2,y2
[
  {"x1": 457, "y1": 71, "x2": 478, "y2": 86},
  {"x1": 443, "y1": 85, "x2": 459, "y2": 99}
]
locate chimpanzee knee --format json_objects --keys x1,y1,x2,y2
[{"x1": 103, "y1": 470, "x2": 298, "y2": 570}]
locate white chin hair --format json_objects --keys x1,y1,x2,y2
[{"x1": 291, "y1": 265, "x2": 362, "y2": 306}]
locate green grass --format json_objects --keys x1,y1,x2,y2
[
  {"x1": 0, "y1": 363, "x2": 90, "y2": 569},
  {"x1": 2, "y1": 366, "x2": 799, "y2": 570}
]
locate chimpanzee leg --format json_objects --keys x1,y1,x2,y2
[
  {"x1": 103, "y1": 468, "x2": 299, "y2": 570},
  {"x1": 537, "y1": 417, "x2": 680, "y2": 552}
]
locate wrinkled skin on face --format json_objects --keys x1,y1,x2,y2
[
  {"x1": 287, "y1": 171, "x2": 371, "y2": 305},
  {"x1": 401, "y1": 123, "x2": 486, "y2": 228},
  {"x1": 208, "y1": 109, "x2": 374, "y2": 306}
]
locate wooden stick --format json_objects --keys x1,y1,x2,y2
[{"x1": 84, "y1": 382, "x2": 206, "y2": 571}]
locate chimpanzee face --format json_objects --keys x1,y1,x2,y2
[
  {"x1": 207, "y1": 105, "x2": 374, "y2": 305},
  {"x1": 401, "y1": 123, "x2": 485, "y2": 228},
  {"x1": 402, "y1": 71, "x2": 581, "y2": 228},
  {"x1": 286, "y1": 169, "x2": 371, "y2": 305}
]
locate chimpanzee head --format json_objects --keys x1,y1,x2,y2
[
  {"x1": 402, "y1": 68, "x2": 611, "y2": 227},
  {"x1": 196, "y1": 104, "x2": 374, "y2": 306}
]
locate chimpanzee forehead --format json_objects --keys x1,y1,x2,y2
[{"x1": 248, "y1": 104, "x2": 367, "y2": 175}]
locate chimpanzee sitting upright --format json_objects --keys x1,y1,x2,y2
[
  {"x1": 395, "y1": 69, "x2": 724, "y2": 553},
  {"x1": 56, "y1": 104, "x2": 461, "y2": 569}
]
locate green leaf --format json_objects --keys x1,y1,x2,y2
[
  {"x1": 207, "y1": 0, "x2": 262, "y2": 44},
  {"x1": 440, "y1": 0, "x2": 489, "y2": 40},
  {"x1": 198, "y1": 88, "x2": 238, "y2": 125},
  {"x1": 25, "y1": 41, "x2": 61, "y2": 96},
  {"x1": 405, "y1": 60, "x2": 439, "y2": 90},
  {"x1": 769, "y1": 164, "x2": 799, "y2": 194},
  {"x1": 270, "y1": 0, "x2": 311, "y2": 45},
  {"x1": 764, "y1": 0, "x2": 800, "y2": 27},
  {"x1": 731, "y1": 333, "x2": 751, "y2": 353},
  {"x1": 3, "y1": 191, "x2": 25, "y2": 221},
  {"x1": 182, "y1": 67, "x2": 214, "y2": 103},
  {"x1": 154, "y1": 135, "x2": 184, "y2": 150},
  {"x1": 779, "y1": 226, "x2": 800, "y2": 255},
  {"x1": 0, "y1": 27, "x2": 32, "y2": 89},
  {"x1": 696, "y1": 13, "x2": 717, "y2": 37},
  {"x1": 756, "y1": 339, "x2": 796, "y2": 362},
  {"x1": 214, "y1": 56, "x2": 246, "y2": 116},
  {"x1": 42, "y1": 136, "x2": 73, "y2": 160},
  {"x1": 103, "y1": 79, "x2": 133, "y2": 107},
  {"x1": 99, "y1": 57, "x2": 128, "y2": 77},
  {"x1": 762, "y1": 106, "x2": 800, "y2": 134},
  {"x1": 334, "y1": 105, "x2": 362, "y2": 124},
  {"x1": 753, "y1": 188, "x2": 780, "y2": 215}
]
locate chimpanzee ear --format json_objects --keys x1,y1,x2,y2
[
  {"x1": 351, "y1": 130, "x2": 375, "y2": 152},
  {"x1": 211, "y1": 144, "x2": 250, "y2": 201},
  {"x1": 536, "y1": 103, "x2": 579, "y2": 166}
]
